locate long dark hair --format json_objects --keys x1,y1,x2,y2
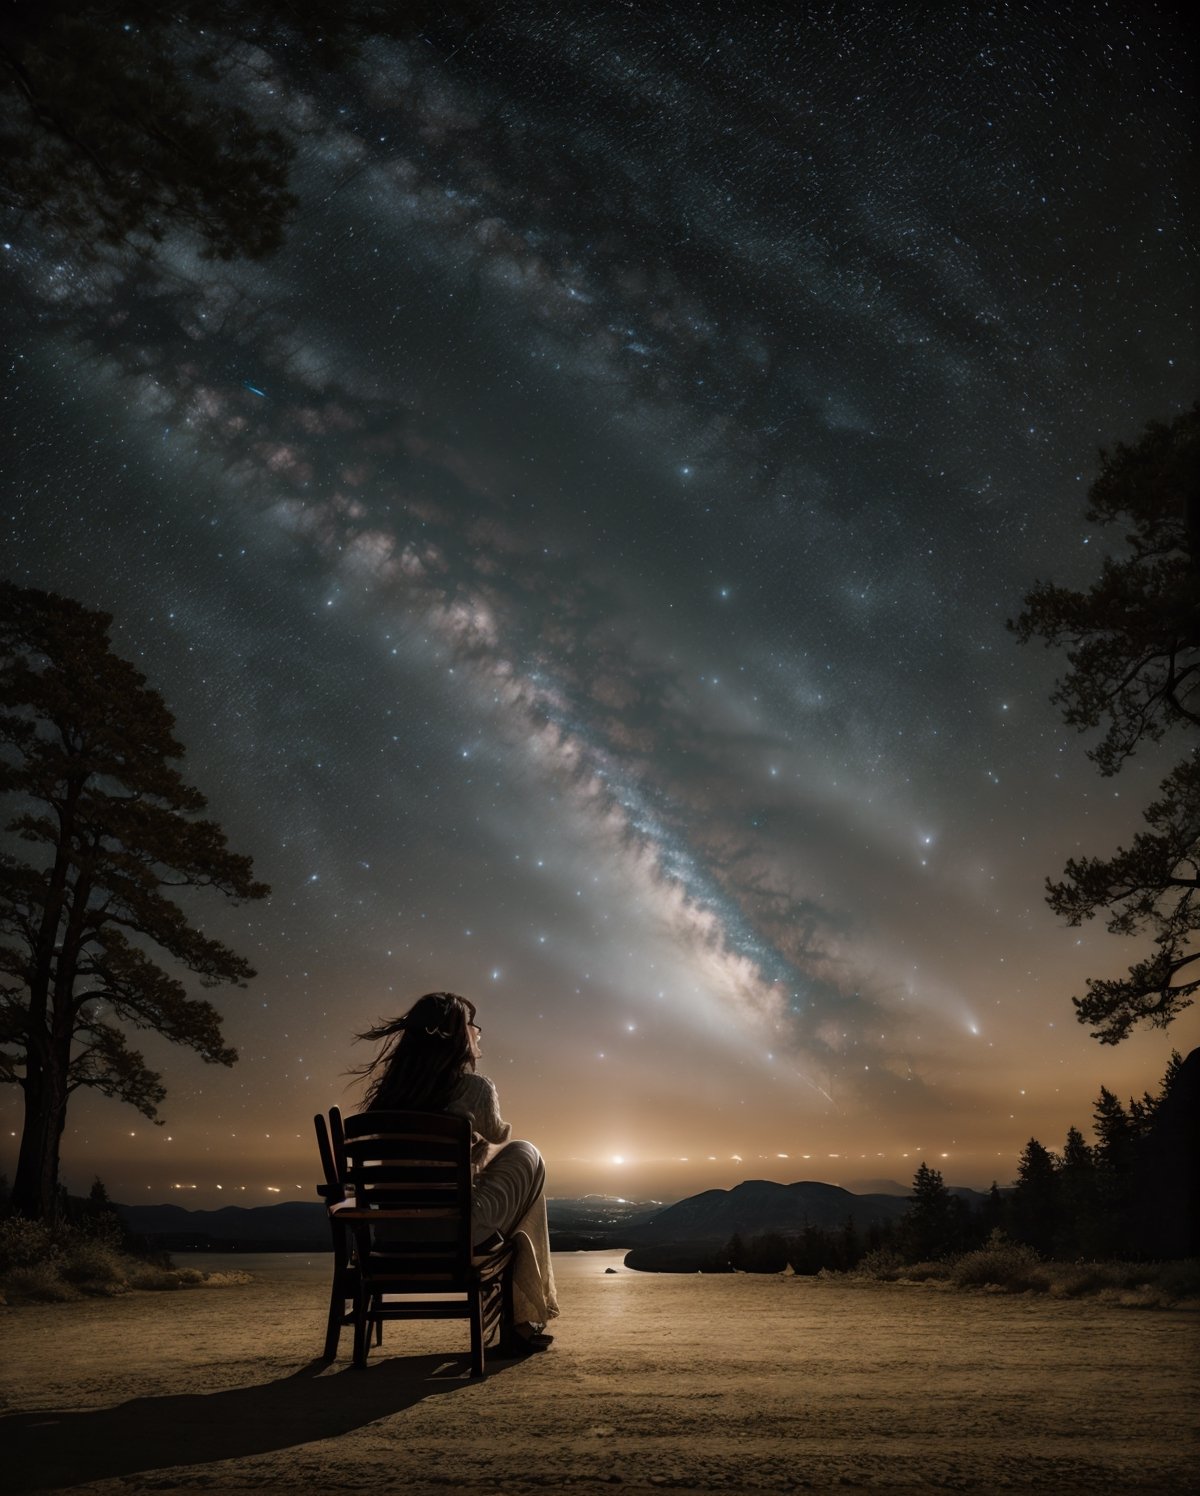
[{"x1": 353, "y1": 991, "x2": 478, "y2": 1112}]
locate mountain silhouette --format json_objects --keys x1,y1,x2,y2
[{"x1": 633, "y1": 1178, "x2": 987, "y2": 1243}]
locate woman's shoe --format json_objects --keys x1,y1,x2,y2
[
  {"x1": 508, "y1": 1324, "x2": 554, "y2": 1354},
  {"x1": 512, "y1": 1333, "x2": 553, "y2": 1354}
]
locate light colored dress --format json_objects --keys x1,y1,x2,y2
[{"x1": 446, "y1": 1072, "x2": 559, "y2": 1327}]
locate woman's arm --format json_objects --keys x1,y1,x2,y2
[{"x1": 471, "y1": 1075, "x2": 512, "y2": 1145}]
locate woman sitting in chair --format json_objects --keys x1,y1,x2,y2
[{"x1": 354, "y1": 991, "x2": 558, "y2": 1352}]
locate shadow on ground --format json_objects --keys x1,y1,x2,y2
[{"x1": 3, "y1": 1354, "x2": 508, "y2": 1492}]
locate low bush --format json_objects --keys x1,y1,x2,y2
[
  {"x1": 4, "y1": 1262, "x2": 79, "y2": 1303},
  {"x1": 1048, "y1": 1262, "x2": 1130, "y2": 1297},
  {"x1": 850, "y1": 1232, "x2": 1198, "y2": 1306},
  {"x1": 1043, "y1": 1258, "x2": 1200, "y2": 1305},
  {"x1": 854, "y1": 1248, "x2": 905, "y2": 1281},
  {"x1": 951, "y1": 1235, "x2": 1044, "y2": 1291},
  {"x1": 900, "y1": 1260, "x2": 954, "y2": 1282},
  {"x1": 0, "y1": 1216, "x2": 61, "y2": 1273},
  {"x1": 193, "y1": 1269, "x2": 253, "y2": 1287},
  {"x1": 1155, "y1": 1258, "x2": 1200, "y2": 1300},
  {"x1": 126, "y1": 1263, "x2": 206, "y2": 1290},
  {"x1": 1, "y1": 1211, "x2": 253, "y2": 1302},
  {"x1": 58, "y1": 1237, "x2": 129, "y2": 1293}
]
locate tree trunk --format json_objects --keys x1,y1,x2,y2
[
  {"x1": 10, "y1": 859, "x2": 93, "y2": 1219},
  {"x1": 10, "y1": 1062, "x2": 68, "y2": 1221}
]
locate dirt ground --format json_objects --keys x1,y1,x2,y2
[{"x1": 2, "y1": 1251, "x2": 1196, "y2": 1496}]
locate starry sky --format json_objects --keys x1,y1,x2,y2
[{"x1": 3, "y1": 2, "x2": 1197, "y2": 1206}]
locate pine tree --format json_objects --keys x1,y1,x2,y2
[
  {"x1": 1158, "y1": 1049, "x2": 1185, "y2": 1102},
  {"x1": 1131, "y1": 1046, "x2": 1200, "y2": 1258},
  {"x1": 1092, "y1": 1087, "x2": 1135, "y2": 1174},
  {"x1": 1056, "y1": 1126, "x2": 1099, "y2": 1257},
  {"x1": 979, "y1": 1180, "x2": 1006, "y2": 1239},
  {"x1": 1134, "y1": 1050, "x2": 1186, "y2": 1128},
  {"x1": 0, "y1": 584, "x2": 269, "y2": 1219},
  {"x1": 903, "y1": 1162, "x2": 955, "y2": 1261},
  {"x1": 1011, "y1": 407, "x2": 1200, "y2": 1043},
  {"x1": 1010, "y1": 1139, "x2": 1059, "y2": 1256},
  {"x1": 1060, "y1": 1125, "x2": 1094, "y2": 1173},
  {"x1": 1091, "y1": 1086, "x2": 1137, "y2": 1255}
]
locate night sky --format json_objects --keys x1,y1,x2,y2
[{"x1": 3, "y1": 3, "x2": 1197, "y2": 1205}]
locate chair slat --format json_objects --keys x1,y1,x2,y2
[
  {"x1": 330, "y1": 1107, "x2": 348, "y2": 1181},
  {"x1": 345, "y1": 1131, "x2": 462, "y2": 1148},
  {"x1": 343, "y1": 1205, "x2": 463, "y2": 1218},
  {"x1": 314, "y1": 1113, "x2": 336, "y2": 1188},
  {"x1": 343, "y1": 1165, "x2": 459, "y2": 1185},
  {"x1": 344, "y1": 1112, "x2": 465, "y2": 1138}
]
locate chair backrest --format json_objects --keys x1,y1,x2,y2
[
  {"x1": 341, "y1": 1110, "x2": 474, "y2": 1281},
  {"x1": 313, "y1": 1111, "x2": 347, "y2": 1204}
]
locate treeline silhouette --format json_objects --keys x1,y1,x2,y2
[{"x1": 726, "y1": 1048, "x2": 1196, "y2": 1272}]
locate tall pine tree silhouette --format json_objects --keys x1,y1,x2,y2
[{"x1": 0, "y1": 584, "x2": 269, "y2": 1219}]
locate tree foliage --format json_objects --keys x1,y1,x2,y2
[
  {"x1": 0, "y1": 1, "x2": 464, "y2": 262},
  {"x1": 1011, "y1": 1137, "x2": 1059, "y2": 1257},
  {"x1": 903, "y1": 1161, "x2": 956, "y2": 1260},
  {"x1": 1011, "y1": 405, "x2": 1200, "y2": 1042},
  {"x1": 0, "y1": 583, "x2": 269, "y2": 1218}
]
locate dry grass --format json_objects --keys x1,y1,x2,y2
[
  {"x1": 0, "y1": 1216, "x2": 253, "y2": 1304},
  {"x1": 852, "y1": 1234, "x2": 1200, "y2": 1308}
]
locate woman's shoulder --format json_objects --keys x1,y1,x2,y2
[{"x1": 451, "y1": 1071, "x2": 498, "y2": 1101}]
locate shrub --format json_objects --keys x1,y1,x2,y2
[
  {"x1": 1045, "y1": 1258, "x2": 1200, "y2": 1304},
  {"x1": 1155, "y1": 1258, "x2": 1200, "y2": 1300},
  {"x1": 0, "y1": 1216, "x2": 60, "y2": 1273},
  {"x1": 854, "y1": 1248, "x2": 905, "y2": 1280},
  {"x1": 73, "y1": 1209, "x2": 126, "y2": 1251},
  {"x1": 951, "y1": 1233, "x2": 1044, "y2": 1290},
  {"x1": 58, "y1": 1238, "x2": 129, "y2": 1293},
  {"x1": 126, "y1": 1263, "x2": 206, "y2": 1290},
  {"x1": 1048, "y1": 1263, "x2": 1110, "y2": 1297},
  {"x1": 1, "y1": 1210, "x2": 254, "y2": 1301},
  {"x1": 4, "y1": 1262, "x2": 78, "y2": 1303},
  {"x1": 901, "y1": 1260, "x2": 954, "y2": 1282}
]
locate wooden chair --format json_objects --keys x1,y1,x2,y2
[
  {"x1": 314, "y1": 1106, "x2": 382, "y2": 1360},
  {"x1": 333, "y1": 1109, "x2": 516, "y2": 1375}
]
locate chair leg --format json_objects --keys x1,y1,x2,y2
[
  {"x1": 469, "y1": 1289, "x2": 485, "y2": 1377},
  {"x1": 322, "y1": 1224, "x2": 352, "y2": 1360},
  {"x1": 481, "y1": 1282, "x2": 501, "y2": 1347},
  {"x1": 352, "y1": 1287, "x2": 371, "y2": 1369},
  {"x1": 500, "y1": 1260, "x2": 516, "y2": 1355},
  {"x1": 322, "y1": 1272, "x2": 343, "y2": 1360}
]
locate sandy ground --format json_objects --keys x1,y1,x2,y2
[{"x1": 2, "y1": 1251, "x2": 1196, "y2": 1496}]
